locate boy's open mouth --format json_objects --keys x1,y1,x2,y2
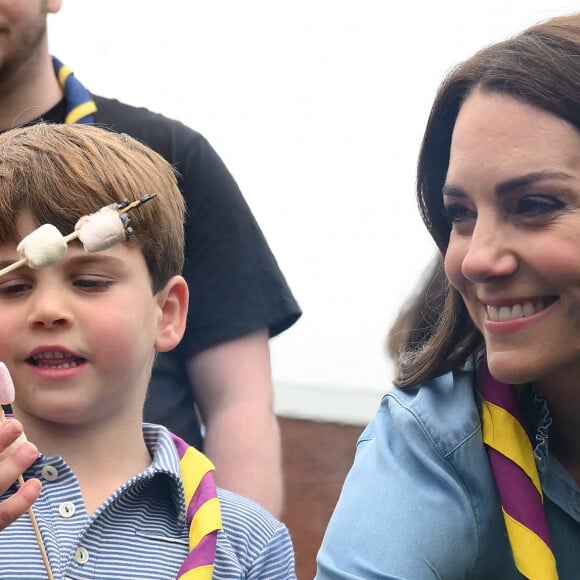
[{"x1": 27, "y1": 352, "x2": 86, "y2": 369}]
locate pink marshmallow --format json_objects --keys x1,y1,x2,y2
[
  {"x1": 75, "y1": 206, "x2": 127, "y2": 252},
  {"x1": 0, "y1": 362, "x2": 15, "y2": 405},
  {"x1": 0, "y1": 363, "x2": 28, "y2": 453}
]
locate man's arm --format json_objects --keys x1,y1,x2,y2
[{"x1": 188, "y1": 328, "x2": 283, "y2": 517}]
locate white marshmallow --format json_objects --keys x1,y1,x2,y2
[
  {"x1": 17, "y1": 224, "x2": 67, "y2": 269},
  {"x1": 75, "y1": 206, "x2": 126, "y2": 253}
]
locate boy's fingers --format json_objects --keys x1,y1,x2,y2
[
  {"x1": 0, "y1": 420, "x2": 43, "y2": 531},
  {"x1": 0, "y1": 430, "x2": 39, "y2": 495},
  {"x1": 0, "y1": 420, "x2": 31, "y2": 460},
  {"x1": 0, "y1": 419, "x2": 24, "y2": 449},
  {"x1": 0, "y1": 478, "x2": 42, "y2": 530}
]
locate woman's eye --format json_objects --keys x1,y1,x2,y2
[
  {"x1": 443, "y1": 204, "x2": 475, "y2": 226},
  {"x1": 516, "y1": 195, "x2": 564, "y2": 216}
]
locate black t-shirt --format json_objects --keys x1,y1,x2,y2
[{"x1": 28, "y1": 96, "x2": 301, "y2": 448}]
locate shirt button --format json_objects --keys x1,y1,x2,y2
[
  {"x1": 58, "y1": 502, "x2": 76, "y2": 518},
  {"x1": 75, "y1": 546, "x2": 90, "y2": 564},
  {"x1": 41, "y1": 465, "x2": 59, "y2": 481}
]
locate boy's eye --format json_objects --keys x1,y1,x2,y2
[
  {"x1": 0, "y1": 281, "x2": 31, "y2": 295},
  {"x1": 516, "y1": 195, "x2": 565, "y2": 216},
  {"x1": 74, "y1": 277, "x2": 115, "y2": 291}
]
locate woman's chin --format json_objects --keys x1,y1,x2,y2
[{"x1": 485, "y1": 351, "x2": 537, "y2": 386}]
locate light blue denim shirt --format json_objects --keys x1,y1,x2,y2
[{"x1": 316, "y1": 362, "x2": 580, "y2": 579}]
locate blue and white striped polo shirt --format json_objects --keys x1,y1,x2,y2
[{"x1": 0, "y1": 424, "x2": 296, "y2": 579}]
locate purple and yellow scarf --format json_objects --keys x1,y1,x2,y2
[{"x1": 481, "y1": 360, "x2": 558, "y2": 579}]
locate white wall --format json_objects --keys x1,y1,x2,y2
[{"x1": 49, "y1": 1, "x2": 578, "y2": 424}]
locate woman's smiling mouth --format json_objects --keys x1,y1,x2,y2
[{"x1": 485, "y1": 297, "x2": 559, "y2": 322}]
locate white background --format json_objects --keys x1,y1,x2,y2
[{"x1": 49, "y1": 1, "x2": 578, "y2": 423}]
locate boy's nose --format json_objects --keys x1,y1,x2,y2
[{"x1": 26, "y1": 287, "x2": 73, "y2": 329}]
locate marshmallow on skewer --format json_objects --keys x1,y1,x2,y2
[
  {"x1": 16, "y1": 224, "x2": 67, "y2": 269},
  {"x1": 0, "y1": 362, "x2": 27, "y2": 454},
  {"x1": 12, "y1": 204, "x2": 127, "y2": 271},
  {"x1": 0, "y1": 194, "x2": 155, "y2": 281},
  {"x1": 74, "y1": 205, "x2": 129, "y2": 253}
]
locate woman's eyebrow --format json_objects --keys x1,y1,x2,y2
[
  {"x1": 494, "y1": 170, "x2": 574, "y2": 195},
  {"x1": 442, "y1": 170, "x2": 575, "y2": 199}
]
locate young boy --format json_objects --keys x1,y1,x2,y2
[{"x1": 0, "y1": 123, "x2": 297, "y2": 579}]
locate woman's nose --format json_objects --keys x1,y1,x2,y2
[{"x1": 460, "y1": 219, "x2": 518, "y2": 283}]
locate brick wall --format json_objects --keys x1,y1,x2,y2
[{"x1": 279, "y1": 417, "x2": 363, "y2": 580}]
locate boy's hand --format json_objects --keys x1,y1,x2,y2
[{"x1": 0, "y1": 419, "x2": 41, "y2": 530}]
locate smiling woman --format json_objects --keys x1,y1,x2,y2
[
  {"x1": 316, "y1": 12, "x2": 580, "y2": 580},
  {"x1": 444, "y1": 92, "x2": 580, "y2": 388}
]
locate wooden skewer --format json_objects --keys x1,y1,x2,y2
[
  {"x1": 0, "y1": 407, "x2": 54, "y2": 580},
  {"x1": 0, "y1": 258, "x2": 27, "y2": 279},
  {"x1": 19, "y1": 482, "x2": 54, "y2": 580},
  {"x1": 0, "y1": 194, "x2": 157, "y2": 281}
]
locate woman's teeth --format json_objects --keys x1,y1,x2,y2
[{"x1": 486, "y1": 299, "x2": 553, "y2": 322}]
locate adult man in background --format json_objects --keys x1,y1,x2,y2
[{"x1": 0, "y1": 0, "x2": 301, "y2": 516}]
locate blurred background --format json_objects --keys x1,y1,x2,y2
[{"x1": 50, "y1": 3, "x2": 578, "y2": 576}]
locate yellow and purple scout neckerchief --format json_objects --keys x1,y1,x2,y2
[
  {"x1": 171, "y1": 434, "x2": 222, "y2": 579},
  {"x1": 51, "y1": 58, "x2": 222, "y2": 578},
  {"x1": 481, "y1": 359, "x2": 558, "y2": 579}
]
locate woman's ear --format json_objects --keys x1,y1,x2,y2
[{"x1": 154, "y1": 275, "x2": 189, "y2": 352}]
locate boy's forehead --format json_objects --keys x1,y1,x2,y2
[
  {"x1": 11, "y1": 208, "x2": 96, "y2": 239},
  {"x1": 15, "y1": 210, "x2": 39, "y2": 236}
]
